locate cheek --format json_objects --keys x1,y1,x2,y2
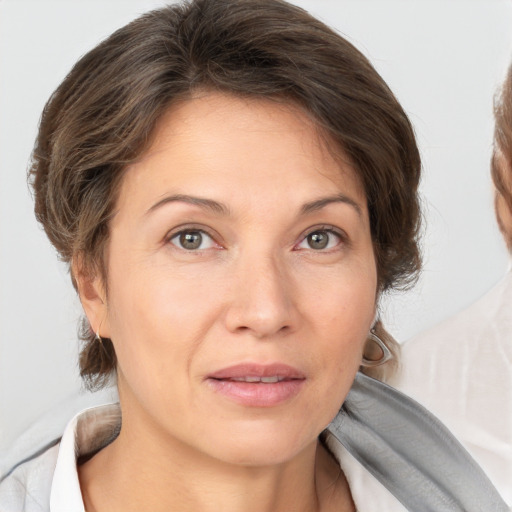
[
  {"x1": 306, "y1": 263, "x2": 376, "y2": 334},
  {"x1": 104, "y1": 259, "x2": 225, "y2": 381},
  {"x1": 303, "y1": 262, "x2": 376, "y2": 384},
  {"x1": 297, "y1": 287, "x2": 373, "y2": 436}
]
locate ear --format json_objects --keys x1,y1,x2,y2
[{"x1": 72, "y1": 254, "x2": 110, "y2": 338}]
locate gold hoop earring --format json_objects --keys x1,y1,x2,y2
[{"x1": 361, "y1": 330, "x2": 392, "y2": 367}]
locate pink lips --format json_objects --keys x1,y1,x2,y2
[{"x1": 206, "y1": 363, "x2": 306, "y2": 407}]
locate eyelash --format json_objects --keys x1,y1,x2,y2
[{"x1": 165, "y1": 225, "x2": 347, "y2": 253}]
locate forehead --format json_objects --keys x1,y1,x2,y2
[{"x1": 117, "y1": 92, "x2": 366, "y2": 214}]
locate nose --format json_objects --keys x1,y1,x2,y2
[{"x1": 224, "y1": 253, "x2": 297, "y2": 338}]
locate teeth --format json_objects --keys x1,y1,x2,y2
[
  {"x1": 261, "y1": 376, "x2": 279, "y2": 383},
  {"x1": 230, "y1": 376, "x2": 283, "y2": 383}
]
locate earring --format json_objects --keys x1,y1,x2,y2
[
  {"x1": 361, "y1": 330, "x2": 392, "y2": 367},
  {"x1": 95, "y1": 315, "x2": 106, "y2": 344}
]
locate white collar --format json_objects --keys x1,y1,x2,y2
[{"x1": 50, "y1": 404, "x2": 121, "y2": 512}]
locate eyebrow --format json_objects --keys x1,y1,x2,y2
[
  {"x1": 300, "y1": 194, "x2": 362, "y2": 217},
  {"x1": 146, "y1": 192, "x2": 362, "y2": 218},
  {"x1": 146, "y1": 194, "x2": 230, "y2": 216}
]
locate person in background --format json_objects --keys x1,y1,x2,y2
[{"x1": 394, "y1": 63, "x2": 512, "y2": 507}]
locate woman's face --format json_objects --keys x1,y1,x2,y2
[{"x1": 86, "y1": 92, "x2": 377, "y2": 466}]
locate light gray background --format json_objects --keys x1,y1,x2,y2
[{"x1": 1, "y1": 0, "x2": 512, "y2": 450}]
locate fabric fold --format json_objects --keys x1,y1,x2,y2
[{"x1": 328, "y1": 372, "x2": 508, "y2": 512}]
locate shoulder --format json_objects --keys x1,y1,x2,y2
[
  {"x1": 394, "y1": 269, "x2": 512, "y2": 423},
  {"x1": 393, "y1": 270, "x2": 512, "y2": 412},
  {"x1": 0, "y1": 441, "x2": 60, "y2": 512},
  {"x1": 0, "y1": 400, "x2": 121, "y2": 512},
  {"x1": 328, "y1": 373, "x2": 509, "y2": 511},
  {"x1": 393, "y1": 272, "x2": 512, "y2": 506},
  {"x1": 402, "y1": 270, "x2": 512, "y2": 358}
]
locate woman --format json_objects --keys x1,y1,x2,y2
[{"x1": 0, "y1": 1, "x2": 506, "y2": 510}]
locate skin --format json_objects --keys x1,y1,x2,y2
[
  {"x1": 494, "y1": 153, "x2": 512, "y2": 250},
  {"x1": 77, "y1": 92, "x2": 377, "y2": 512},
  {"x1": 495, "y1": 190, "x2": 512, "y2": 247}
]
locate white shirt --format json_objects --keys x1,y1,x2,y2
[
  {"x1": 393, "y1": 267, "x2": 512, "y2": 506},
  {"x1": 0, "y1": 403, "x2": 406, "y2": 512}
]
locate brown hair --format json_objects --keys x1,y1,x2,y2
[
  {"x1": 492, "y1": 63, "x2": 512, "y2": 249},
  {"x1": 30, "y1": 0, "x2": 421, "y2": 388}
]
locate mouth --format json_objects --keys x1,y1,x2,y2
[
  {"x1": 206, "y1": 363, "x2": 306, "y2": 407},
  {"x1": 221, "y1": 375, "x2": 289, "y2": 383}
]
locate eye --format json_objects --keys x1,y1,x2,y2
[
  {"x1": 296, "y1": 229, "x2": 342, "y2": 251},
  {"x1": 169, "y1": 229, "x2": 216, "y2": 251}
]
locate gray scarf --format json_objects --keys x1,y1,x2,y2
[{"x1": 328, "y1": 373, "x2": 508, "y2": 511}]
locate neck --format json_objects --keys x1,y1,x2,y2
[{"x1": 78, "y1": 406, "x2": 352, "y2": 512}]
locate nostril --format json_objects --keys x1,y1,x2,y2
[{"x1": 223, "y1": 281, "x2": 296, "y2": 337}]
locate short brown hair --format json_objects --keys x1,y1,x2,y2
[
  {"x1": 492, "y1": 63, "x2": 512, "y2": 248},
  {"x1": 30, "y1": 0, "x2": 421, "y2": 388}
]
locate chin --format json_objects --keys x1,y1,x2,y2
[
  {"x1": 214, "y1": 441, "x2": 312, "y2": 467},
  {"x1": 198, "y1": 418, "x2": 322, "y2": 467}
]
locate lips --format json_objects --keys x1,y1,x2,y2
[
  {"x1": 206, "y1": 363, "x2": 306, "y2": 407},
  {"x1": 208, "y1": 363, "x2": 305, "y2": 380}
]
